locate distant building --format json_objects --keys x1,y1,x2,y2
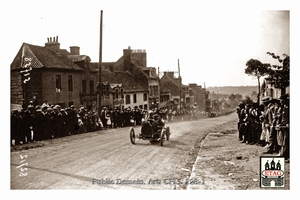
[
  {"x1": 159, "y1": 71, "x2": 182, "y2": 111},
  {"x1": 159, "y1": 72, "x2": 207, "y2": 112},
  {"x1": 188, "y1": 83, "x2": 206, "y2": 111},
  {"x1": 261, "y1": 76, "x2": 290, "y2": 99},
  {"x1": 109, "y1": 46, "x2": 160, "y2": 110}
]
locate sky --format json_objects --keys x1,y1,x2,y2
[{"x1": 2, "y1": 0, "x2": 294, "y2": 88}]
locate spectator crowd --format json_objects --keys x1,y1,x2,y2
[
  {"x1": 10, "y1": 102, "x2": 208, "y2": 146},
  {"x1": 236, "y1": 94, "x2": 290, "y2": 162}
]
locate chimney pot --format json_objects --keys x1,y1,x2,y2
[
  {"x1": 70, "y1": 46, "x2": 80, "y2": 55},
  {"x1": 56, "y1": 36, "x2": 58, "y2": 42}
]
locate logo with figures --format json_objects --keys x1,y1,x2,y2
[{"x1": 260, "y1": 157, "x2": 285, "y2": 187}]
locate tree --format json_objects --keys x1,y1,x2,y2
[
  {"x1": 245, "y1": 59, "x2": 270, "y2": 104},
  {"x1": 228, "y1": 94, "x2": 236, "y2": 102},
  {"x1": 235, "y1": 94, "x2": 242, "y2": 101},
  {"x1": 243, "y1": 95, "x2": 253, "y2": 105},
  {"x1": 266, "y1": 52, "x2": 290, "y2": 95}
]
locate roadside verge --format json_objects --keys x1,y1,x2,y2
[{"x1": 187, "y1": 120, "x2": 290, "y2": 190}]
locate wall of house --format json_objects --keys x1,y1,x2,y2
[
  {"x1": 124, "y1": 91, "x2": 148, "y2": 110},
  {"x1": 42, "y1": 70, "x2": 82, "y2": 107},
  {"x1": 25, "y1": 70, "x2": 43, "y2": 105},
  {"x1": 11, "y1": 70, "x2": 23, "y2": 106},
  {"x1": 11, "y1": 69, "x2": 44, "y2": 107}
]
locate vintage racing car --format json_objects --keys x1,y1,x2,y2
[{"x1": 129, "y1": 112, "x2": 170, "y2": 146}]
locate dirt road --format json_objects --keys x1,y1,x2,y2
[{"x1": 11, "y1": 113, "x2": 237, "y2": 190}]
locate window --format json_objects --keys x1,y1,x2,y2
[
  {"x1": 116, "y1": 89, "x2": 119, "y2": 99},
  {"x1": 121, "y1": 89, "x2": 124, "y2": 98},
  {"x1": 154, "y1": 85, "x2": 158, "y2": 96},
  {"x1": 143, "y1": 93, "x2": 147, "y2": 101},
  {"x1": 56, "y1": 75, "x2": 61, "y2": 89},
  {"x1": 125, "y1": 94, "x2": 130, "y2": 104},
  {"x1": 68, "y1": 75, "x2": 73, "y2": 91},
  {"x1": 150, "y1": 86, "x2": 153, "y2": 96},
  {"x1": 82, "y1": 80, "x2": 87, "y2": 94},
  {"x1": 102, "y1": 85, "x2": 109, "y2": 97},
  {"x1": 133, "y1": 94, "x2": 137, "y2": 103},
  {"x1": 90, "y1": 80, "x2": 94, "y2": 94}
]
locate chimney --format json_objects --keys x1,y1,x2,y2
[
  {"x1": 123, "y1": 46, "x2": 132, "y2": 72},
  {"x1": 70, "y1": 46, "x2": 80, "y2": 55},
  {"x1": 132, "y1": 49, "x2": 147, "y2": 67},
  {"x1": 167, "y1": 71, "x2": 174, "y2": 78},
  {"x1": 45, "y1": 36, "x2": 60, "y2": 52}
]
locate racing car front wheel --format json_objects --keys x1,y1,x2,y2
[
  {"x1": 166, "y1": 126, "x2": 170, "y2": 141},
  {"x1": 160, "y1": 129, "x2": 165, "y2": 146},
  {"x1": 130, "y1": 127, "x2": 136, "y2": 144}
]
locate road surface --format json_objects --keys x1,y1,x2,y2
[{"x1": 11, "y1": 113, "x2": 237, "y2": 189}]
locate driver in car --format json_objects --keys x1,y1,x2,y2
[{"x1": 152, "y1": 114, "x2": 164, "y2": 133}]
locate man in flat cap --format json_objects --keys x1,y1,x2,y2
[{"x1": 276, "y1": 94, "x2": 290, "y2": 162}]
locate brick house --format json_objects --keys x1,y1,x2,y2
[
  {"x1": 10, "y1": 37, "x2": 125, "y2": 111},
  {"x1": 159, "y1": 71, "x2": 184, "y2": 111},
  {"x1": 188, "y1": 83, "x2": 207, "y2": 111},
  {"x1": 89, "y1": 61, "x2": 148, "y2": 110},
  {"x1": 101, "y1": 46, "x2": 160, "y2": 110},
  {"x1": 11, "y1": 37, "x2": 84, "y2": 109}
]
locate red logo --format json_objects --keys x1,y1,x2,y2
[{"x1": 262, "y1": 170, "x2": 284, "y2": 177}]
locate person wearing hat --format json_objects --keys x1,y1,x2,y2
[
  {"x1": 64, "y1": 107, "x2": 73, "y2": 135},
  {"x1": 11, "y1": 109, "x2": 20, "y2": 145},
  {"x1": 276, "y1": 94, "x2": 290, "y2": 161},
  {"x1": 152, "y1": 113, "x2": 165, "y2": 133},
  {"x1": 32, "y1": 108, "x2": 44, "y2": 141},
  {"x1": 262, "y1": 97, "x2": 279, "y2": 154},
  {"x1": 60, "y1": 109, "x2": 68, "y2": 137},
  {"x1": 248, "y1": 103, "x2": 260, "y2": 145},
  {"x1": 238, "y1": 103, "x2": 248, "y2": 143},
  {"x1": 42, "y1": 100, "x2": 49, "y2": 108},
  {"x1": 110, "y1": 107, "x2": 117, "y2": 128},
  {"x1": 43, "y1": 107, "x2": 54, "y2": 139},
  {"x1": 69, "y1": 105, "x2": 79, "y2": 134},
  {"x1": 52, "y1": 106, "x2": 63, "y2": 138},
  {"x1": 22, "y1": 106, "x2": 35, "y2": 143},
  {"x1": 236, "y1": 103, "x2": 245, "y2": 140},
  {"x1": 100, "y1": 107, "x2": 108, "y2": 129}
]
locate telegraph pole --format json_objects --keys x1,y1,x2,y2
[
  {"x1": 97, "y1": 10, "x2": 103, "y2": 114},
  {"x1": 178, "y1": 59, "x2": 181, "y2": 114}
]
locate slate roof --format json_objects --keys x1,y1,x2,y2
[
  {"x1": 89, "y1": 62, "x2": 116, "y2": 72},
  {"x1": 114, "y1": 55, "x2": 158, "y2": 79},
  {"x1": 100, "y1": 69, "x2": 148, "y2": 93},
  {"x1": 67, "y1": 55, "x2": 91, "y2": 63},
  {"x1": 160, "y1": 74, "x2": 183, "y2": 96},
  {"x1": 11, "y1": 43, "x2": 83, "y2": 71}
]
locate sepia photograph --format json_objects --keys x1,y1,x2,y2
[{"x1": 3, "y1": 0, "x2": 298, "y2": 197}]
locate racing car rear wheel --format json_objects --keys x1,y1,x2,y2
[
  {"x1": 166, "y1": 126, "x2": 170, "y2": 141},
  {"x1": 160, "y1": 129, "x2": 165, "y2": 146},
  {"x1": 130, "y1": 127, "x2": 136, "y2": 144}
]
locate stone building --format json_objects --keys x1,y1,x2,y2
[
  {"x1": 188, "y1": 83, "x2": 207, "y2": 111},
  {"x1": 10, "y1": 37, "x2": 125, "y2": 111},
  {"x1": 160, "y1": 72, "x2": 207, "y2": 112},
  {"x1": 159, "y1": 71, "x2": 184, "y2": 111},
  {"x1": 11, "y1": 37, "x2": 84, "y2": 109},
  {"x1": 100, "y1": 46, "x2": 160, "y2": 110}
]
